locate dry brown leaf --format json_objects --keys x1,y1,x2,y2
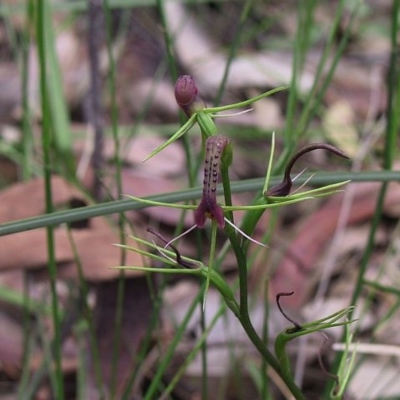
[
  {"x1": 0, "y1": 177, "x2": 144, "y2": 280},
  {"x1": 91, "y1": 278, "x2": 154, "y2": 395},
  {"x1": 0, "y1": 177, "x2": 156, "y2": 396},
  {"x1": 0, "y1": 64, "x2": 21, "y2": 125},
  {"x1": 0, "y1": 176, "x2": 83, "y2": 222},
  {"x1": 0, "y1": 310, "x2": 23, "y2": 376},
  {"x1": 164, "y1": 2, "x2": 314, "y2": 93}
]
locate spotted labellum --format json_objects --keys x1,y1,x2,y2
[{"x1": 194, "y1": 135, "x2": 230, "y2": 228}]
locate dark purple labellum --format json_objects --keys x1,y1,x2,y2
[
  {"x1": 194, "y1": 135, "x2": 229, "y2": 228},
  {"x1": 265, "y1": 143, "x2": 349, "y2": 197}
]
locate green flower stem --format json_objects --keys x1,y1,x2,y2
[
  {"x1": 102, "y1": 0, "x2": 127, "y2": 394},
  {"x1": 203, "y1": 221, "x2": 218, "y2": 310},
  {"x1": 36, "y1": 1, "x2": 63, "y2": 397},
  {"x1": 220, "y1": 150, "x2": 249, "y2": 316},
  {"x1": 205, "y1": 85, "x2": 289, "y2": 114},
  {"x1": 239, "y1": 196, "x2": 266, "y2": 254},
  {"x1": 324, "y1": 0, "x2": 399, "y2": 396},
  {"x1": 220, "y1": 156, "x2": 304, "y2": 399},
  {"x1": 297, "y1": 0, "x2": 345, "y2": 137},
  {"x1": 223, "y1": 219, "x2": 295, "y2": 394},
  {"x1": 157, "y1": 4, "x2": 197, "y2": 188},
  {"x1": 275, "y1": 307, "x2": 354, "y2": 377},
  {"x1": 238, "y1": 312, "x2": 305, "y2": 399},
  {"x1": 212, "y1": 0, "x2": 255, "y2": 107},
  {"x1": 197, "y1": 112, "x2": 218, "y2": 138},
  {"x1": 274, "y1": 334, "x2": 292, "y2": 376},
  {"x1": 220, "y1": 144, "x2": 234, "y2": 223}
]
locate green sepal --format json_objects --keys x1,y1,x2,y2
[
  {"x1": 197, "y1": 112, "x2": 217, "y2": 138},
  {"x1": 115, "y1": 236, "x2": 240, "y2": 317},
  {"x1": 221, "y1": 140, "x2": 233, "y2": 169},
  {"x1": 142, "y1": 113, "x2": 197, "y2": 162},
  {"x1": 274, "y1": 307, "x2": 355, "y2": 375}
]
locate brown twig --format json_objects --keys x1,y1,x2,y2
[{"x1": 88, "y1": 0, "x2": 105, "y2": 200}]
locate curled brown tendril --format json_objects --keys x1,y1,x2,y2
[
  {"x1": 276, "y1": 292, "x2": 302, "y2": 332},
  {"x1": 265, "y1": 143, "x2": 350, "y2": 197},
  {"x1": 146, "y1": 228, "x2": 196, "y2": 269}
]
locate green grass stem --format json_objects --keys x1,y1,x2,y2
[
  {"x1": 36, "y1": 0, "x2": 64, "y2": 396},
  {"x1": 325, "y1": 0, "x2": 400, "y2": 396},
  {"x1": 1, "y1": 171, "x2": 399, "y2": 237}
]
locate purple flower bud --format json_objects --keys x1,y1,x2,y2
[
  {"x1": 175, "y1": 75, "x2": 197, "y2": 106},
  {"x1": 174, "y1": 75, "x2": 205, "y2": 117}
]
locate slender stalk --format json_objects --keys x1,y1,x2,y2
[
  {"x1": 299, "y1": 0, "x2": 360, "y2": 138},
  {"x1": 383, "y1": 0, "x2": 400, "y2": 168},
  {"x1": 21, "y1": 0, "x2": 34, "y2": 180},
  {"x1": 324, "y1": 0, "x2": 400, "y2": 396},
  {"x1": 2, "y1": 170, "x2": 399, "y2": 237},
  {"x1": 350, "y1": 0, "x2": 399, "y2": 339},
  {"x1": 36, "y1": 0, "x2": 63, "y2": 396},
  {"x1": 88, "y1": 0, "x2": 105, "y2": 199},
  {"x1": 121, "y1": 286, "x2": 164, "y2": 399},
  {"x1": 261, "y1": 284, "x2": 271, "y2": 399},
  {"x1": 220, "y1": 153, "x2": 305, "y2": 399},
  {"x1": 159, "y1": 306, "x2": 226, "y2": 400},
  {"x1": 200, "y1": 222, "x2": 219, "y2": 400},
  {"x1": 200, "y1": 303, "x2": 208, "y2": 400},
  {"x1": 203, "y1": 222, "x2": 218, "y2": 309},
  {"x1": 102, "y1": 0, "x2": 129, "y2": 395},
  {"x1": 143, "y1": 291, "x2": 203, "y2": 400},
  {"x1": 43, "y1": 1, "x2": 75, "y2": 178},
  {"x1": 18, "y1": 279, "x2": 35, "y2": 398},
  {"x1": 19, "y1": 1, "x2": 35, "y2": 395},
  {"x1": 76, "y1": 321, "x2": 87, "y2": 400},
  {"x1": 66, "y1": 228, "x2": 105, "y2": 398},
  {"x1": 280, "y1": 0, "x2": 305, "y2": 164},
  {"x1": 156, "y1": 8, "x2": 210, "y2": 396},
  {"x1": 110, "y1": 258, "x2": 126, "y2": 398},
  {"x1": 156, "y1": 0, "x2": 196, "y2": 186},
  {"x1": 213, "y1": 0, "x2": 255, "y2": 106},
  {"x1": 297, "y1": 0, "x2": 345, "y2": 136}
]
